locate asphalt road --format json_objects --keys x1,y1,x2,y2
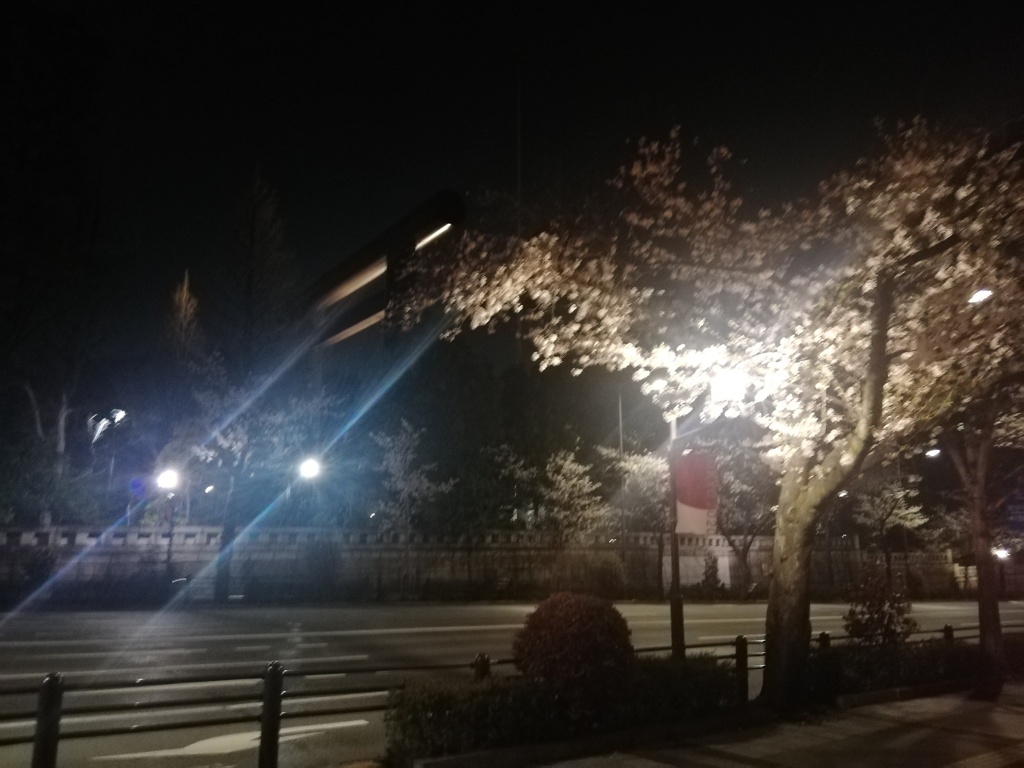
[{"x1": 0, "y1": 600, "x2": 1019, "y2": 767}]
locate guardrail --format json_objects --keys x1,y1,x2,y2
[{"x1": 4, "y1": 622, "x2": 1013, "y2": 768}]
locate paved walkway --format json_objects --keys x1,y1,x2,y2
[{"x1": 542, "y1": 683, "x2": 1024, "y2": 768}]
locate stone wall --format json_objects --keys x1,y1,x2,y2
[{"x1": 0, "y1": 526, "x2": 1008, "y2": 605}]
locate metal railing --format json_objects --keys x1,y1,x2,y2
[{"x1": 6, "y1": 622, "x2": 1015, "y2": 768}]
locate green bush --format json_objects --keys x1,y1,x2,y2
[
  {"x1": 384, "y1": 655, "x2": 734, "y2": 767},
  {"x1": 806, "y1": 639, "x2": 983, "y2": 701},
  {"x1": 843, "y1": 570, "x2": 918, "y2": 646},
  {"x1": 512, "y1": 592, "x2": 633, "y2": 683}
]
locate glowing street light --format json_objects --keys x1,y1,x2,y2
[
  {"x1": 711, "y1": 367, "x2": 749, "y2": 403},
  {"x1": 925, "y1": 448, "x2": 941, "y2": 458},
  {"x1": 298, "y1": 458, "x2": 321, "y2": 479},
  {"x1": 968, "y1": 288, "x2": 993, "y2": 304},
  {"x1": 993, "y1": 548, "x2": 1011, "y2": 560},
  {"x1": 156, "y1": 469, "x2": 180, "y2": 490}
]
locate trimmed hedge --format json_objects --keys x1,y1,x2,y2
[
  {"x1": 513, "y1": 592, "x2": 633, "y2": 683},
  {"x1": 384, "y1": 655, "x2": 734, "y2": 767},
  {"x1": 806, "y1": 639, "x2": 983, "y2": 701}
]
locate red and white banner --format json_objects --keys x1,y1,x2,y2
[{"x1": 671, "y1": 452, "x2": 717, "y2": 535}]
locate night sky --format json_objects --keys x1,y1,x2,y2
[{"x1": 6, "y1": 2, "x2": 1024, "y2": 351}]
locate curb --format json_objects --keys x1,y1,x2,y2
[{"x1": 835, "y1": 678, "x2": 975, "y2": 709}]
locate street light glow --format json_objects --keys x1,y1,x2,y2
[
  {"x1": 993, "y1": 548, "x2": 1010, "y2": 560},
  {"x1": 298, "y1": 458, "x2": 321, "y2": 479},
  {"x1": 711, "y1": 367, "x2": 748, "y2": 403},
  {"x1": 156, "y1": 469, "x2": 180, "y2": 489},
  {"x1": 968, "y1": 289, "x2": 993, "y2": 304},
  {"x1": 925, "y1": 448, "x2": 941, "y2": 458}
]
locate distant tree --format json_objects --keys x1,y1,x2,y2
[
  {"x1": 495, "y1": 446, "x2": 608, "y2": 543},
  {"x1": 852, "y1": 477, "x2": 927, "y2": 589},
  {"x1": 371, "y1": 419, "x2": 456, "y2": 532},
  {"x1": 538, "y1": 450, "x2": 609, "y2": 544},
  {"x1": 595, "y1": 447, "x2": 669, "y2": 533},
  {"x1": 158, "y1": 172, "x2": 336, "y2": 538},
  {"x1": 0, "y1": 11, "x2": 120, "y2": 525}
]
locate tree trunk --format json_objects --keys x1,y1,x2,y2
[
  {"x1": 736, "y1": 543, "x2": 752, "y2": 596},
  {"x1": 761, "y1": 491, "x2": 816, "y2": 712},
  {"x1": 970, "y1": 496, "x2": 1004, "y2": 698}
]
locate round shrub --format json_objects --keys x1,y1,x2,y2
[{"x1": 513, "y1": 592, "x2": 633, "y2": 683}]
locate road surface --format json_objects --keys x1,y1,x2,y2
[{"x1": 0, "y1": 600, "x2": 1018, "y2": 767}]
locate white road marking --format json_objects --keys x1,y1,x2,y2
[
  {"x1": 294, "y1": 643, "x2": 328, "y2": 649},
  {"x1": 233, "y1": 645, "x2": 271, "y2": 651},
  {"x1": 89, "y1": 719, "x2": 369, "y2": 759},
  {"x1": 0, "y1": 654, "x2": 368, "y2": 683},
  {"x1": 5, "y1": 648, "x2": 207, "y2": 660}
]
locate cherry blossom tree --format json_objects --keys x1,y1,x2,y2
[{"x1": 401, "y1": 120, "x2": 1024, "y2": 710}]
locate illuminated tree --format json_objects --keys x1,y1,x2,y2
[{"x1": 402, "y1": 119, "x2": 1024, "y2": 710}]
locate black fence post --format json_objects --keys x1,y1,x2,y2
[
  {"x1": 734, "y1": 636, "x2": 748, "y2": 707},
  {"x1": 943, "y1": 624, "x2": 955, "y2": 645},
  {"x1": 258, "y1": 661, "x2": 284, "y2": 768},
  {"x1": 31, "y1": 673, "x2": 63, "y2": 768},
  {"x1": 472, "y1": 653, "x2": 491, "y2": 681}
]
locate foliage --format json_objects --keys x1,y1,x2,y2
[
  {"x1": 496, "y1": 447, "x2": 609, "y2": 543},
  {"x1": 807, "y1": 639, "x2": 982, "y2": 701},
  {"x1": 158, "y1": 177, "x2": 341, "y2": 531},
  {"x1": 595, "y1": 447, "x2": 669, "y2": 532},
  {"x1": 852, "y1": 476, "x2": 927, "y2": 542},
  {"x1": 384, "y1": 655, "x2": 733, "y2": 767},
  {"x1": 843, "y1": 570, "x2": 919, "y2": 646},
  {"x1": 512, "y1": 592, "x2": 633, "y2": 683},
  {"x1": 371, "y1": 419, "x2": 456, "y2": 531},
  {"x1": 702, "y1": 551, "x2": 723, "y2": 590},
  {"x1": 401, "y1": 118, "x2": 1024, "y2": 708}
]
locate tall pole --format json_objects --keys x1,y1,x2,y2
[
  {"x1": 668, "y1": 418, "x2": 685, "y2": 659},
  {"x1": 618, "y1": 391, "x2": 626, "y2": 546}
]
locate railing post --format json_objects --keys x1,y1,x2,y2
[
  {"x1": 31, "y1": 673, "x2": 63, "y2": 768},
  {"x1": 472, "y1": 653, "x2": 491, "y2": 681},
  {"x1": 734, "y1": 635, "x2": 748, "y2": 707},
  {"x1": 258, "y1": 661, "x2": 284, "y2": 768},
  {"x1": 943, "y1": 624, "x2": 955, "y2": 645}
]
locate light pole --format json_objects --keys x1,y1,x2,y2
[
  {"x1": 667, "y1": 417, "x2": 685, "y2": 659},
  {"x1": 155, "y1": 468, "x2": 181, "y2": 586},
  {"x1": 664, "y1": 366, "x2": 749, "y2": 659}
]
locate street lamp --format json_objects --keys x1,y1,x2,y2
[
  {"x1": 298, "y1": 457, "x2": 321, "y2": 479},
  {"x1": 665, "y1": 366, "x2": 748, "y2": 659},
  {"x1": 156, "y1": 469, "x2": 180, "y2": 491}
]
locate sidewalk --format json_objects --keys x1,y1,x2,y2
[{"x1": 541, "y1": 683, "x2": 1024, "y2": 768}]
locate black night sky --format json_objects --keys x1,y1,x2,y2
[
  {"x1": 14, "y1": 2, "x2": 1024, "y2": 318},
  {"x1": 3, "y1": 2, "x2": 1023, "y2": 523}
]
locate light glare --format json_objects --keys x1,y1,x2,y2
[
  {"x1": 993, "y1": 548, "x2": 1010, "y2": 560},
  {"x1": 299, "y1": 458, "x2": 321, "y2": 479},
  {"x1": 968, "y1": 289, "x2": 993, "y2": 304},
  {"x1": 711, "y1": 368, "x2": 748, "y2": 403},
  {"x1": 156, "y1": 469, "x2": 179, "y2": 489},
  {"x1": 925, "y1": 448, "x2": 941, "y2": 458}
]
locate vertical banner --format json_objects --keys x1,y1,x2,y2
[{"x1": 671, "y1": 451, "x2": 717, "y2": 535}]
